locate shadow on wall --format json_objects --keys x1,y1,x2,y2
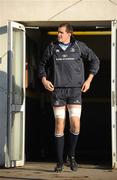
[
  {"x1": 0, "y1": 26, "x2": 7, "y2": 35},
  {"x1": 0, "y1": 71, "x2": 7, "y2": 166},
  {"x1": 0, "y1": 69, "x2": 24, "y2": 165},
  {"x1": 0, "y1": 25, "x2": 8, "y2": 165}
]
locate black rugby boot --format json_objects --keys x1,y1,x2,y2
[
  {"x1": 69, "y1": 156, "x2": 78, "y2": 171},
  {"x1": 54, "y1": 163, "x2": 64, "y2": 173}
]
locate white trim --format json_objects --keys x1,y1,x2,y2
[{"x1": 111, "y1": 20, "x2": 117, "y2": 168}]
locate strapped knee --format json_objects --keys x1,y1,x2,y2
[
  {"x1": 68, "y1": 107, "x2": 81, "y2": 119},
  {"x1": 70, "y1": 129, "x2": 80, "y2": 135},
  {"x1": 53, "y1": 107, "x2": 65, "y2": 119},
  {"x1": 55, "y1": 133, "x2": 64, "y2": 137}
]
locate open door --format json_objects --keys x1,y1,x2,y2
[
  {"x1": 111, "y1": 20, "x2": 117, "y2": 168},
  {"x1": 6, "y1": 21, "x2": 25, "y2": 167}
]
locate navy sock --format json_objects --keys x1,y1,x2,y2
[
  {"x1": 68, "y1": 132, "x2": 79, "y2": 157},
  {"x1": 55, "y1": 135, "x2": 64, "y2": 165}
]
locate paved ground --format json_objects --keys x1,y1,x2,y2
[{"x1": 0, "y1": 162, "x2": 117, "y2": 180}]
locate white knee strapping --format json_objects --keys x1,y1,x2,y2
[
  {"x1": 55, "y1": 133, "x2": 64, "y2": 137},
  {"x1": 68, "y1": 107, "x2": 81, "y2": 118},
  {"x1": 70, "y1": 129, "x2": 80, "y2": 135},
  {"x1": 53, "y1": 107, "x2": 65, "y2": 119}
]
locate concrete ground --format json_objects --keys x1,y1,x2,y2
[{"x1": 0, "y1": 162, "x2": 117, "y2": 180}]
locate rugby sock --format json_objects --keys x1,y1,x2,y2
[
  {"x1": 68, "y1": 131, "x2": 79, "y2": 157},
  {"x1": 55, "y1": 135, "x2": 64, "y2": 165}
]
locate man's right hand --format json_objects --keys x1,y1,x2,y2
[{"x1": 42, "y1": 77, "x2": 54, "y2": 91}]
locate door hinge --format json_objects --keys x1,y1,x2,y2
[
  {"x1": 112, "y1": 91, "x2": 116, "y2": 107},
  {"x1": 112, "y1": 91, "x2": 117, "y2": 111},
  {"x1": 11, "y1": 104, "x2": 21, "y2": 112},
  {"x1": 112, "y1": 20, "x2": 117, "y2": 26}
]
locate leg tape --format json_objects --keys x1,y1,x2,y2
[
  {"x1": 55, "y1": 133, "x2": 64, "y2": 137},
  {"x1": 68, "y1": 107, "x2": 81, "y2": 118},
  {"x1": 53, "y1": 107, "x2": 65, "y2": 119}
]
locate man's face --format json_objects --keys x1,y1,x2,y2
[{"x1": 57, "y1": 26, "x2": 71, "y2": 43}]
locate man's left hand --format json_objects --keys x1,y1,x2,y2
[
  {"x1": 81, "y1": 73, "x2": 94, "y2": 92},
  {"x1": 81, "y1": 80, "x2": 91, "y2": 92}
]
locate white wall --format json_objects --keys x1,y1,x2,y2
[{"x1": 0, "y1": 0, "x2": 116, "y2": 25}]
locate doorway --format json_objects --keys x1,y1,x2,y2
[{"x1": 25, "y1": 24, "x2": 111, "y2": 165}]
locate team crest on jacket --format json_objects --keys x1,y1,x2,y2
[
  {"x1": 62, "y1": 54, "x2": 68, "y2": 58},
  {"x1": 70, "y1": 48, "x2": 75, "y2": 52},
  {"x1": 56, "y1": 49, "x2": 60, "y2": 52}
]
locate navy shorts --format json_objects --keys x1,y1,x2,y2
[{"x1": 51, "y1": 87, "x2": 82, "y2": 106}]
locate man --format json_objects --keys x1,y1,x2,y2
[{"x1": 39, "y1": 23, "x2": 100, "y2": 172}]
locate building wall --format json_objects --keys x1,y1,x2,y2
[
  {"x1": 0, "y1": 0, "x2": 116, "y2": 166},
  {"x1": 0, "y1": 0, "x2": 117, "y2": 26}
]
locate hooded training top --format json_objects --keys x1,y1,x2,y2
[{"x1": 39, "y1": 40, "x2": 100, "y2": 88}]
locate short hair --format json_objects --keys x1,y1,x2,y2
[{"x1": 58, "y1": 23, "x2": 73, "y2": 34}]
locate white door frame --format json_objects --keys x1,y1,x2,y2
[
  {"x1": 111, "y1": 20, "x2": 117, "y2": 168},
  {"x1": 5, "y1": 21, "x2": 26, "y2": 167}
]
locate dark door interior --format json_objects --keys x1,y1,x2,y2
[{"x1": 25, "y1": 25, "x2": 111, "y2": 165}]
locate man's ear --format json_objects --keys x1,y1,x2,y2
[{"x1": 68, "y1": 32, "x2": 72, "y2": 37}]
